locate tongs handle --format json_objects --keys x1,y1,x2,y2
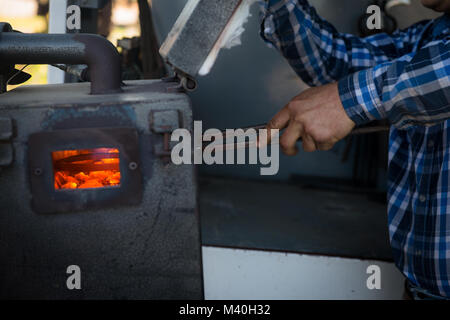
[{"x1": 203, "y1": 124, "x2": 390, "y2": 151}]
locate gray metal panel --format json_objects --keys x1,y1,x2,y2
[
  {"x1": 200, "y1": 177, "x2": 392, "y2": 261},
  {"x1": 0, "y1": 80, "x2": 203, "y2": 299}
]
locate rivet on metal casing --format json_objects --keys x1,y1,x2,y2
[{"x1": 128, "y1": 162, "x2": 138, "y2": 170}]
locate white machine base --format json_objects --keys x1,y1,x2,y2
[{"x1": 202, "y1": 246, "x2": 405, "y2": 300}]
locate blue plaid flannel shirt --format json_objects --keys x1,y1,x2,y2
[{"x1": 259, "y1": 0, "x2": 450, "y2": 297}]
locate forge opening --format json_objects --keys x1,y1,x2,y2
[{"x1": 52, "y1": 148, "x2": 121, "y2": 190}]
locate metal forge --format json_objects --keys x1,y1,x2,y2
[{"x1": 0, "y1": 23, "x2": 202, "y2": 299}]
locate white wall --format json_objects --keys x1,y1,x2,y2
[{"x1": 202, "y1": 246, "x2": 405, "y2": 300}]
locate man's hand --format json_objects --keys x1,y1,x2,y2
[{"x1": 267, "y1": 83, "x2": 356, "y2": 155}]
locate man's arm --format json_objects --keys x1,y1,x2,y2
[
  {"x1": 268, "y1": 38, "x2": 450, "y2": 155},
  {"x1": 339, "y1": 38, "x2": 450, "y2": 129},
  {"x1": 260, "y1": 0, "x2": 430, "y2": 86}
]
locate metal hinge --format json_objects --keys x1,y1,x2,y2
[
  {"x1": 150, "y1": 110, "x2": 181, "y2": 164},
  {"x1": 162, "y1": 70, "x2": 197, "y2": 93}
]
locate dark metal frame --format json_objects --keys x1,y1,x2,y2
[{"x1": 28, "y1": 127, "x2": 143, "y2": 214}]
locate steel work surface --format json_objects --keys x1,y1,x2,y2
[{"x1": 199, "y1": 177, "x2": 392, "y2": 261}]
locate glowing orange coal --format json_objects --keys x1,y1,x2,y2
[{"x1": 52, "y1": 148, "x2": 121, "y2": 190}]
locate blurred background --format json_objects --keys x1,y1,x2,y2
[{"x1": 1, "y1": 0, "x2": 439, "y2": 186}]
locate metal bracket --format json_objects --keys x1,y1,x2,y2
[
  {"x1": 162, "y1": 70, "x2": 197, "y2": 93},
  {"x1": 0, "y1": 117, "x2": 13, "y2": 167},
  {"x1": 150, "y1": 110, "x2": 181, "y2": 164}
]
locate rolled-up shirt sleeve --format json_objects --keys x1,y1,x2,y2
[{"x1": 338, "y1": 39, "x2": 450, "y2": 129}]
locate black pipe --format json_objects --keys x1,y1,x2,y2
[{"x1": 0, "y1": 33, "x2": 121, "y2": 94}]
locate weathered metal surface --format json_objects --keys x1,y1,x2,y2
[
  {"x1": 0, "y1": 117, "x2": 12, "y2": 141},
  {"x1": 150, "y1": 110, "x2": 180, "y2": 133},
  {"x1": 0, "y1": 80, "x2": 203, "y2": 299},
  {"x1": 159, "y1": 0, "x2": 242, "y2": 77},
  {"x1": 0, "y1": 143, "x2": 13, "y2": 167}
]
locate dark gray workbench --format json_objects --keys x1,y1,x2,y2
[{"x1": 199, "y1": 176, "x2": 392, "y2": 261}]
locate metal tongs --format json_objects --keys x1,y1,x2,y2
[{"x1": 202, "y1": 124, "x2": 390, "y2": 151}]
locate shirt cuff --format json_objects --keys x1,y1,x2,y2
[{"x1": 338, "y1": 68, "x2": 386, "y2": 126}]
